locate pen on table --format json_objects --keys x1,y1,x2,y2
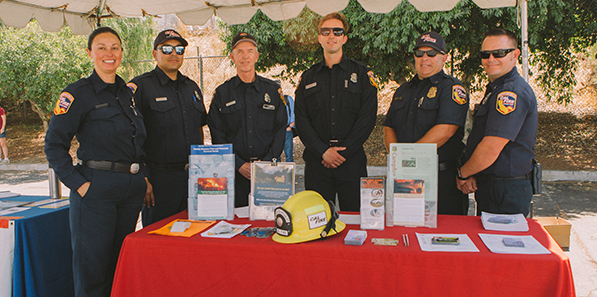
[{"x1": 403, "y1": 234, "x2": 409, "y2": 247}]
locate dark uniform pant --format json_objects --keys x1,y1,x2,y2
[
  {"x1": 235, "y1": 170, "x2": 250, "y2": 207},
  {"x1": 475, "y1": 178, "x2": 533, "y2": 216},
  {"x1": 142, "y1": 168, "x2": 188, "y2": 227},
  {"x1": 303, "y1": 148, "x2": 367, "y2": 211},
  {"x1": 438, "y1": 167, "x2": 469, "y2": 215},
  {"x1": 71, "y1": 166, "x2": 145, "y2": 297}
]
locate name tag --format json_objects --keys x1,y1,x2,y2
[
  {"x1": 226, "y1": 100, "x2": 236, "y2": 107},
  {"x1": 94, "y1": 103, "x2": 108, "y2": 109},
  {"x1": 263, "y1": 104, "x2": 275, "y2": 110},
  {"x1": 305, "y1": 82, "x2": 317, "y2": 89},
  {"x1": 155, "y1": 97, "x2": 167, "y2": 102}
]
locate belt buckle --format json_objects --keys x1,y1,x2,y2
[
  {"x1": 129, "y1": 163, "x2": 140, "y2": 174},
  {"x1": 329, "y1": 139, "x2": 339, "y2": 147}
]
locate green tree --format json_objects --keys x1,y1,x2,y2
[
  {"x1": 0, "y1": 18, "x2": 155, "y2": 130},
  {"x1": 224, "y1": 0, "x2": 597, "y2": 103}
]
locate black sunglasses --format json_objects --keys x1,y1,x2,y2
[
  {"x1": 480, "y1": 48, "x2": 515, "y2": 59},
  {"x1": 414, "y1": 49, "x2": 443, "y2": 57},
  {"x1": 157, "y1": 45, "x2": 185, "y2": 55},
  {"x1": 319, "y1": 27, "x2": 345, "y2": 36}
]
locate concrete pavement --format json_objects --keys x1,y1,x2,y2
[{"x1": 1, "y1": 165, "x2": 596, "y2": 296}]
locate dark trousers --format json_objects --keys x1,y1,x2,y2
[
  {"x1": 71, "y1": 167, "x2": 145, "y2": 297},
  {"x1": 142, "y1": 168, "x2": 189, "y2": 227},
  {"x1": 303, "y1": 148, "x2": 368, "y2": 211},
  {"x1": 235, "y1": 170, "x2": 250, "y2": 207},
  {"x1": 438, "y1": 167, "x2": 469, "y2": 215},
  {"x1": 475, "y1": 178, "x2": 533, "y2": 216}
]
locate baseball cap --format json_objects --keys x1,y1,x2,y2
[
  {"x1": 153, "y1": 29, "x2": 188, "y2": 49},
  {"x1": 231, "y1": 32, "x2": 257, "y2": 50},
  {"x1": 414, "y1": 32, "x2": 446, "y2": 54}
]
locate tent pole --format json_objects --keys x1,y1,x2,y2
[{"x1": 521, "y1": 0, "x2": 529, "y2": 82}]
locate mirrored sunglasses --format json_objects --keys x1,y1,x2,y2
[
  {"x1": 157, "y1": 45, "x2": 185, "y2": 55},
  {"x1": 479, "y1": 48, "x2": 515, "y2": 59},
  {"x1": 414, "y1": 49, "x2": 442, "y2": 57},
  {"x1": 319, "y1": 27, "x2": 345, "y2": 36}
]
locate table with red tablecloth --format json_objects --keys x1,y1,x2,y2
[{"x1": 112, "y1": 212, "x2": 575, "y2": 297}]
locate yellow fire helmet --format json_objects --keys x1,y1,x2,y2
[{"x1": 272, "y1": 190, "x2": 346, "y2": 244}]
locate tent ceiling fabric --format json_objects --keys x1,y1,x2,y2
[{"x1": 0, "y1": 0, "x2": 516, "y2": 34}]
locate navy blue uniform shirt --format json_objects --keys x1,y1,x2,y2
[
  {"x1": 465, "y1": 67, "x2": 538, "y2": 177},
  {"x1": 383, "y1": 70, "x2": 468, "y2": 162},
  {"x1": 45, "y1": 70, "x2": 146, "y2": 191},
  {"x1": 295, "y1": 55, "x2": 377, "y2": 159},
  {"x1": 129, "y1": 66, "x2": 206, "y2": 164},
  {"x1": 207, "y1": 75, "x2": 287, "y2": 170}
]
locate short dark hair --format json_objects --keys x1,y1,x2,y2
[
  {"x1": 87, "y1": 27, "x2": 122, "y2": 50},
  {"x1": 483, "y1": 29, "x2": 518, "y2": 48},
  {"x1": 318, "y1": 12, "x2": 349, "y2": 33}
]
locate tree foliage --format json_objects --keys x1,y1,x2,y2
[
  {"x1": 0, "y1": 18, "x2": 155, "y2": 129},
  {"x1": 224, "y1": 0, "x2": 597, "y2": 104}
]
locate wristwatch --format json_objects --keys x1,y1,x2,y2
[{"x1": 457, "y1": 167, "x2": 469, "y2": 180}]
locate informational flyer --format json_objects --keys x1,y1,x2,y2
[
  {"x1": 249, "y1": 161, "x2": 295, "y2": 220},
  {"x1": 188, "y1": 144, "x2": 235, "y2": 221},
  {"x1": 387, "y1": 143, "x2": 438, "y2": 228},
  {"x1": 360, "y1": 177, "x2": 385, "y2": 230}
]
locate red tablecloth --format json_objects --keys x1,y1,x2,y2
[{"x1": 112, "y1": 212, "x2": 575, "y2": 297}]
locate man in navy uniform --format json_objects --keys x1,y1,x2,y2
[
  {"x1": 207, "y1": 32, "x2": 287, "y2": 207},
  {"x1": 295, "y1": 12, "x2": 378, "y2": 211},
  {"x1": 456, "y1": 29, "x2": 538, "y2": 216},
  {"x1": 384, "y1": 32, "x2": 469, "y2": 215},
  {"x1": 129, "y1": 29, "x2": 207, "y2": 226}
]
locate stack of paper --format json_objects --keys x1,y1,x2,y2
[
  {"x1": 481, "y1": 212, "x2": 529, "y2": 232},
  {"x1": 479, "y1": 234, "x2": 551, "y2": 254}
]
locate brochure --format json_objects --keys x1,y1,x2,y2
[
  {"x1": 201, "y1": 221, "x2": 251, "y2": 238},
  {"x1": 360, "y1": 177, "x2": 385, "y2": 230},
  {"x1": 478, "y1": 233, "x2": 551, "y2": 254},
  {"x1": 188, "y1": 144, "x2": 235, "y2": 221},
  {"x1": 387, "y1": 143, "x2": 438, "y2": 228},
  {"x1": 481, "y1": 212, "x2": 529, "y2": 232},
  {"x1": 148, "y1": 219, "x2": 215, "y2": 237},
  {"x1": 416, "y1": 233, "x2": 479, "y2": 252},
  {"x1": 249, "y1": 160, "x2": 295, "y2": 220}
]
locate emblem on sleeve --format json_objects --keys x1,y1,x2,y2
[
  {"x1": 452, "y1": 85, "x2": 467, "y2": 105},
  {"x1": 496, "y1": 91, "x2": 517, "y2": 115},
  {"x1": 54, "y1": 92, "x2": 74, "y2": 115},
  {"x1": 126, "y1": 82, "x2": 137, "y2": 94},
  {"x1": 367, "y1": 71, "x2": 378, "y2": 89}
]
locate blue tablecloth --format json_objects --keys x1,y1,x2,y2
[{"x1": 6, "y1": 195, "x2": 74, "y2": 297}]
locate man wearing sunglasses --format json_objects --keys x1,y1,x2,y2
[
  {"x1": 383, "y1": 32, "x2": 469, "y2": 215},
  {"x1": 129, "y1": 29, "x2": 207, "y2": 226},
  {"x1": 208, "y1": 32, "x2": 287, "y2": 208},
  {"x1": 457, "y1": 29, "x2": 538, "y2": 217},
  {"x1": 295, "y1": 12, "x2": 378, "y2": 212}
]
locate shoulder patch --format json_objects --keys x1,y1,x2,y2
[
  {"x1": 496, "y1": 91, "x2": 517, "y2": 115},
  {"x1": 127, "y1": 82, "x2": 138, "y2": 94},
  {"x1": 367, "y1": 70, "x2": 378, "y2": 89},
  {"x1": 54, "y1": 92, "x2": 74, "y2": 115},
  {"x1": 452, "y1": 85, "x2": 467, "y2": 105},
  {"x1": 278, "y1": 88, "x2": 287, "y2": 105}
]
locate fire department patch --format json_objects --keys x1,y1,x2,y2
[
  {"x1": 496, "y1": 91, "x2": 517, "y2": 115},
  {"x1": 452, "y1": 85, "x2": 467, "y2": 105},
  {"x1": 127, "y1": 82, "x2": 137, "y2": 94},
  {"x1": 367, "y1": 71, "x2": 378, "y2": 89},
  {"x1": 54, "y1": 92, "x2": 74, "y2": 115}
]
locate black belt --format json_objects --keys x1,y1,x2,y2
[
  {"x1": 476, "y1": 173, "x2": 531, "y2": 183},
  {"x1": 85, "y1": 160, "x2": 142, "y2": 174},
  {"x1": 147, "y1": 162, "x2": 189, "y2": 171}
]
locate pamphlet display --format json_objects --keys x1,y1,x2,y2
[
  {"x1": 387, "y1": 143, "x2": 438, "y2": 228},
  {"x1": 249, "y1": 160, "x2": 295, "y2": 220},
  {"x1": 360, "y1": 177, "x2": 385, "y2": 230},
  {"x1": 188, "y1": 144, "x2": 235, "y2": 221}
]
